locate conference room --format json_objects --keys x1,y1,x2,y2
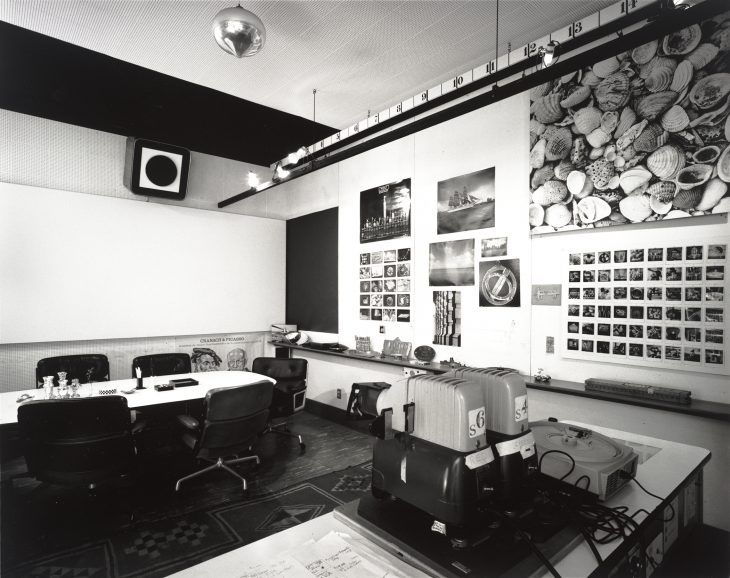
[{"x1": 1, "y1": 0, "x2": 729, "y2": 576}]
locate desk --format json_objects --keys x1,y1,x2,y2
[
  {"x1": 0, "y1": 371, "x2": 273, "y2": 425},
  {"x1": 170, "y1": 423, "x2": 709, "y2": 578}
]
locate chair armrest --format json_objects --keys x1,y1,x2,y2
[
  {"x1": 176, "y1": 414, "x2": 199, "y2": 431},
  {"x1": 131, "y1": 420, "x2": 147, "y2": 435}
]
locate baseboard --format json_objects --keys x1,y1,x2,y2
[{"x1": 305, "y1": 399, "x2": 349, "y2": 424}]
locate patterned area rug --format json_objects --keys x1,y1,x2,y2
[{"x1": 2, "y1": 462, "x2": 373, "y2": 578}]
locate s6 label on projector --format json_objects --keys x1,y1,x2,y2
[{"x1": 468, "y1": 406, "x2": 486, "y2": 438}]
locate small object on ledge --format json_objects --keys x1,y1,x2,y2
[
  {"x1": 170, "y1": 378, "x2": 199, "y2": 387},
  {"x1": 439, "y1": 357, "x2": 465, "y2": 369},
  {"x1": 534, "y1": 368, "x2": 551, "y2": 383},
  {"x1": 414, "y1": 345, "x2": 436, "y2": 363},
  {"x1": 382, "y1": 337, "x2": 411, "y2": 359},
  {"x1": 585, "y1": 378, "x2": 691, "y2": 405},
  {"x1": 154, "y1": 383, "x2": 175, "y2": 392}
]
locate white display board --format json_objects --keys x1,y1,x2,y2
[{"x1": 0, "y1": 183, "x2": 285, "y2": 343}]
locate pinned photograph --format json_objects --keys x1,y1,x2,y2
[
  {"x1": 582, "y1": 322, "x2": 594, "y2": 335},
  {"x1": 433, "y1": 290, "x2": 462, "y2": 346},
  {"x1": 360, "y1": 253, "x2": 370, "y2": 265},
  {"x1": 360, "y1": 309, "x2": 370, "y2": 320},
  {"x1": 371, "y1": 294, "x2": 383, "y2": 307},
  {"x1": 613, "y1": 324, "x2": 626, "y2": 337},
  {"x1": 598, "y1": 306, "x2": 611, "y2": 318},
  {"x1": 582, "y1": 305, "x2": 595, "y2": 317},
  {"x1": 598, "y1": 251, "x2": 611, "y2": 264},
  {"x1": 613, "y1": 342, "x2": 626, "y2": 356},
  {"x1": 629, "y1": 343, "x2": 643, "y2": 358},
  {"x1": 397, "y1": 294, "x2": 411, "y2": 307},
  {"x1": 666, "y1": 267, "x2": 682, "y2": 282},
  {"x1": 666, "y1": 287, "x2": 682, "y2": 301},
  {"x1": 597, "y1": 323, "x2": 610, "y2": 336},
  {"x1": 371, "y1": 264, "x2": 383, "y2": 278},
  {"x1": 360, "y1": 281, "x2": 371, "y2": 293},
  {"x1": 630, "y1": 325, "x2": 643, "y2": 339},
  {"x1": 613, "y1": 251, "x2": 626, "y2": 264},
  {"x1": 708, "y1": 244, "x2": 727, "y2": 260},
  {"x1": 397, "y1": 310, "x2": 411, "y2": 322},
  {"x1": 398, "y1": 248, "x2": 411, "y2": 261},
  {"x1": 598, "y1": 270, "x2": 611, "y2": 282},
  {"x1": 567, "y1": 339, "x2": 579, "y2": 351},
  {"x1": 581, "y1": 340, "x2": 594, "y2": 352},
  {"x1": 396, "y1": 279, "x2": 411, "y2": 292},
  {"x1": 683, "y1": 347, "x2": 701, "y2": 363},
  {"x1": 614, "y1": 306, "x2": 627, "y2": 318},
  {"x1": 569, "y1": 271, "x2": 580, "y2": 283},
  {"x1": 630, "y1": 306, "x2": 644, "y2": 320},
  {"x1": 686, "y1": 246, "x2": 703, "y2": 261},
  {"x1": 630, "y1": 249, "x2": 644, "y2": 262},
  {"x1": 629, "y1": 268, "x2": 643, "y2": 282},
  {"x1": 648, "y1": 268, "x2": 662, "y2": 281},
  {"x1": 666, "y1": 327, "x2": 681, "y2": 341},
  {"x1": 569, "y1": 253, "x2": 581, "y2": 265},
  {"x1": 360, "y1": 294, "x2": 370, "y2": 306},
  {"x1": 706, "y1": 329, "x2": 724, "y2": 344},
  {"x1": 371, "y1": 308, "x2": 383, "y2": 321},
  {"x1": 583, "y1": 288, "x2": 596, "y2": 300},
  {"x1": 647, "y1": 307, "x2": 662, "y2": 320},
  {"x1": 613, "y1": 287, "x2": 627, "y2": 300},
  {"x1": 705, "y1": 287, "x2": 724, "y2": 302},
  {"x1": 706, "y1": 308, "x2": 724, "y2": 323},
  {"x1": 398, "y1": 263, "x2": 410, "y2": 277},
  {"x1": 685, "y1": 287, "x2": 702, "y2": 302},
  {"x1": 647, "y1": 344, "x2": 662, "y2": 358},
  {"x1": 437, "y1": 167, "x2": 495, "y2": 234},
  {"x1": 384, "y1": 264, "x2": 397, "y2": 278},
  {"x1": 706, "y1": 349, "x2": 724, "y2": 365},
  {"x1": 647, "y1": 287, "x2": 662, "y2": 301},
  {"x1": 685, "y1": 327, "x2": 702, "y2": 343},
  {"x1": 383, "y1": 294, "x2": 396, "y2": 307},
  {"x1": 481, "y1": 237, "x2": 507, "y2": 258},
  {"x1": 383, "y1": 250, "x2": 397, "y2": 262},
  {"x1": 360, "y1": 179, "x2": 411, "y2": 243},
  {"x1": 583, "y1": 253, "x2": 595, "y2": 265},
  {"x1": 371, "y1": 251, "x2": 383, "y2": 264},
  {"x1": 685, "y1": 307, "x2": 702, "y2": 322},
  {"x1": 371, "y1": 280, "x2": 383, "y2": 293},
  {"x1": 665, "y1": 307, "x2": 681, "y2": 321},
  {"x1": 647, "y1": 326, "x2": 662, "y2": 340},
  {"x1": 667, "y1": 247, "x2": 682, "y2": 261},
  {"x1": 630, "y1": 287, "x2": 644, "y2": 301},
  {"x1": 568, "y1": 288, "x2": 580, "y2": 299},
  {"x1": 359, "y1": 266, "x2": 370, "y2": 279},
  {"x1": 665, "y1": 346, "x2": 681, "y2": 361},
  {"x1": 598, "y1": 288, "x2": 611, "y2": 300},
  {"x1": 614, "y1": 268, "x2": 627, "y2": 281},
  {"x1": 429, "y1": 239, "x2": 474, "y2": 286},
  {"x1": 597, "y1": 341, "x2": 610, "y2": 354},
  {"x1": 384, "y1": 279, "x2": 397, "y2": 292},
  {"x1": 648, "y1": 248, "x2": 663, "y2": 262},
  {"x1": 686, "y1": 267, "x2": 702, "y2": 281},
  {"x1": 568, "y1": 305, "x2": 580, "y2": 316},
  {"x1": 706, "y1": 266, "x2": 724, "y2": 281},
  {"x1": 479, "y1": 259, "x2": 520, "y2": 307},
  {"x1": 383, "y1": 308, "x2": 396, "y2": 322},
  {"x1": 583, "y1": 270, "x2": 595, "y2": 283}
]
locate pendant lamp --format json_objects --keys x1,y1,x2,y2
[{"x1": 212, "y1": 5, "x2": 266, "y2": 58}]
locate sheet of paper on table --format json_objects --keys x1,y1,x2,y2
[{"x1": 238, "y1": 531, "x2": 410, "y2": 578}]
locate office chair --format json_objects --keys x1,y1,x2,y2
[
  {"x1": 17, "y1": 396, "x2": 139, "y2": 489},
  {"x1": 35, "y1": 354, "x2": 110, "y2": 387},
  {"x1": 251, "y1": 357, "x2": 308, "y2": 452},
  {"x1": 175, "y1": 380, "x2": 273, "y2": 492},
  {"x1": 132, "y1": 353, "x2": 191, "y2": 377}
]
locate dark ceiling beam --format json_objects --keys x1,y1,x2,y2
[
  {"x1": 218, "y1": 0, "x2": 727, "y2": 208},
  {"x1": 0, "y1": 21, "x2": 335, "y2": 167}
]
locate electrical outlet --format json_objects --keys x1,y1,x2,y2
[
  {"x1": 546, "y1": 336, "x2": 555, "y2": 354},
  {"x1": 403, "y1": 368, "x2": 426, "y2": 377},
  {"x1": 336, "y1": 388, "x2": 342, "y2": 399},
  {"x1": 379, "y1": 325, "x2": 385, "y2": 334}
]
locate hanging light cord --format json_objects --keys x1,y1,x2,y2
[
  {"x1": 313, "y1": 89, "x2": 317, "y2": 122},
  {"x1": 495, "y1": 0, "x2": 499, "y2": 73}
]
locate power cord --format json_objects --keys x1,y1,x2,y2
[
  {"x1": 619, "y1": 471, "x2": 675, "y2": 522},
  {"x1": 538, "y1": 449, "x2": 576, "y2": 481}
]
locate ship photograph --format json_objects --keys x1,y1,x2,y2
[{"x1": 437, "y1": 166, "x2": 495, "y2": 234}]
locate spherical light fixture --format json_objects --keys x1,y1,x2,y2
[
  {"x1": 539, "y1": 40, "x2": 560, "y2": 68},
  {"x1": 212, "y1": 5, "x2": 266, "y2": 58}
]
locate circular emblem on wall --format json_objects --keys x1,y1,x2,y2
[
  {"x1": 414, "y1": 345, "x2": 436, "y2": 362},
  {"x1": 480, "y1": 263, "x2": 517, "y2": 306}
]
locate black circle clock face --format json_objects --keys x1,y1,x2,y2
[
  {"x1": 145, "y1": 155, "x2": 178, "y2": 186},
  {"x1": 414, "y1": 345, "x2": 436, "y2": 362}
]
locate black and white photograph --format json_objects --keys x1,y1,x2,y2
[
  {"x1": 383, "y1": 294, "x2": 396, "y2": 308},
  {"x1": 630, "y1": 288, "x2": 644, "y2": 301},
  {"x1": 598, "y1": 270, "x2": 611, "y2": 283},
  {"x1": 383, "y1": 279, "x2": 396, "y2": 292},
  {"x1": 647, "y1": 345, "x2": 662, "y2": 359},
  {"x1": 686, "y1": 308, "x2": 702, "y2": 322},
  {"x1": 437, "y1": 167, "x2": 495, "y2": 234},
  {"x1": 706, "y1": 287, "x2": 725, "y2": 302},
  {"x1": 397, "y1": 310, "x2": 410, "y2": 322},
  {"x1": 397, "y1": 294, "x2": 411, "y2": 307},
  {"x1": 567, "y1": 339, "x2": 579, "y2": 351},
  {"x1": 666, "y1": 288, "x2": 682, "y2": 302},
  {"x1": 371, "y1": 280, "x2": 383, "y2": 293},
  {"x1": 614, "y1": 269, "x2": 627, "y2": 281},
  {"x1": 569, "y1": 253, "x2": 581, "y2": 265},
  {"x1": 665, "y1": 346, "x2": 681, "y2": 361},
  {"x1": 630, "y1": 306, "x2": 644, "y2": 320},
  {"x1": 581, "y1": 340, "x2": 594, "y2": 352},
  {"x1": 706, "y1": 350, "x2": 724, "y2": 365},
  {"x1": 598, "y1": 251, "x2": 611, "y2": 264},
  {"x1": 629, "y1": 343, "x2": 643, "y2": 358},
  {"x1": 582, "y1": 305, "x2": 595, "y2": 317},
  {"x1": 706, "y1": 308, "x2": 724, "y2": 323},
  {"x1": 360, "y1": 308, "x2": 370, "y2": 320},
  {"x1": 398, "y1": 263, "x2": 410, "y2": 277},
  {"x1": 708, "y1": 244, "x2": 727, "y2": 260},
  {"x1": 481, "y1": 236, "x2": 507, "y2": 258},
  {"x1": 583, "y1": 270, "x2": 595, "y2": 283},
  {"x1": 614, "y1": 306, "x2": 627, "y2": 319},
  {"x1": 370, "y1": 264, "x2": 383, "y2": 278},
  {"x1": 667, "y1": 247, "x2": 682, "y2": 261},
  {"x1": 684, "y1": 348, "x2": 701, "y2": 363},
  {"x1": 686, "y1": 246, "x2": 703, "y2": 261},
  {"x1": 706, "y1": 266, "x2": 725, "y2": 281},
  {"x1": 630, "y1": 249, "x2": 644, "y2": 262},
  {"x1": 686, "y1": 267, "x2": 702, "y2": 282},
  {"x1": 383, "y1": 309, "x2": 396, "y2": 322},
  {"x1": 629, "y1": 325, "x2": 643, "y2": 339},
  {"x1": 359, "y1": 266, "x2": 370, "y2": 279},
  {"x1": 371, "y1": 308, "x2": 382, "y2": 321},
  {"x1": 647, "y1": 307, "x2": 662, "y2": 321},
  {"x1": 629, "y1": 268, "x2": 643, "y2": 282},
  {"x1": 371, "y1": 251, "x2": 383, "y2": 264},
  {"x1": 685, "y1": 287, "x2": 702, "y2": 302},
  {"x1": 568, "y1": 288, "x2": 580, "y2": 299},
  {"x1": 647, "y1": 326, "x2": 662, "y2": 340},
  {"x1": 569, "y1": 271, "x2": 580, "y2": 283},
  {"x1": 360, "y1": 178, "x2": 411, "y2": 243},
  {"x1": 706, "y1": 329, "x2": 724, "y2": 344},
  {"x1": 597, "y1": 323, "x2": 610, "y2": 336},
  {"x1": 568, "y1": 305, "x2": 580, "y2": 316},
  {"x1": 383, "y1": 250, "x2": 397, "y2": 262},
  {"x1": 384, "y1": 264, "x2": 396, "y2": 278},
  {"x1": 666, "y1": 327, "x2": 681, "y2": 341},
  {"x1": 648, "y1": 268, "x2": 662, "y2": 282},
  {"x1": 647, "y1": 287, "x2": 662, "y2": 301},
  {"x1": 598, "y1": 306, "x2": 611, "y2": 318},
  {"x1": 613, "y1": 342, "x2": 626, "y2": 356},
  {"x1": 397, "y1": 248, "x2": 411, "y2": 262},
  {"x1": 666, "y1": 267, "x2": 682, "y2": 282},
  {"x1": 360, "y1": 281, "x2": 370, "y2": 293},
  {"x1": 581, "y1": 322, "x2": 594, "y2": 335},
  {"x1": 598, "y1": 288, "x2": 611, "y2": 300},
  {"x1": 371, "y1": 294, "x2": 383, "y2": 307},
  {"x1": 360, "y1": 253, "x2": 370, "y2": 265},
  {"x1": 685, "y1": 328, "x2": 702, "y2": 343},
  {"x1": 583, "y1": 253, "x2": 595, "y2": 265},
  {"x1": 583, "y1": 288, "x2": 596, "y2": 300},
  {"x1": 666, "y1": 307, "x2": 682, "y2": 321},
  {"x1": 396, "y1": 279, "x2": 411, "y2": 292},
  {"x1": 648, "y1": 248, "x2": 663, "y2": 262},
  {"x1": 613, "y1": 287, "x2": 627, "y2": 300},
  {"x1": 597, "y1": 341, "x2": 610, "y2": 354},
  {"x1": 568, "y1": 321, "x2": 579, "y2": 333},
  {"x1": 479, "y1": 259, "x2": 521, "y2": 307},
  {"x1": 360, "y1": 294, "x2": 370, "y2": 306},
  {"x1": 613, "y1": 324, "x2": 626, "y2": 337},
  {"x1": 613, "y1": 251, "x2": 626, "y2": 264},
  {"x1": 429, "y1": 239, "x2": 474, "y2": 286}
]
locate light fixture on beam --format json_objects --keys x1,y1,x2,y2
[
  {"x1": 272, "y1": 162, "x2": 290, "y2": 183},
  {"x1": 212, "y1": 5, "x2": 266, "y2": 58},
  {"x1": 538, "y1": 40, "x2": 560, "y2": 67},
  {"x1": 247, "y1": 170, "x2": 259, "y2": 189}
]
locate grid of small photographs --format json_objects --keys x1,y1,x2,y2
[
  {"x1": 563, "y1": 241, "x2": 728, "y2": 374},
  {"x1": 359, "y1": 248, "x2": 411, "y2": 323}
]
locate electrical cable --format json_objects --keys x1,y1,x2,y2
[
  {"x1": 538, "y1": 449, "x2": 576, "y2": 481},
  {"x1": 621, "y1": 473, "x2": 675, "y2": 522}
]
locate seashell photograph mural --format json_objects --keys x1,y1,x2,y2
[{"x1": 528, "y1": 10, "x2": 730, "y2": 234}]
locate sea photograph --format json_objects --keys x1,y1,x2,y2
[
  {"x1": 429, "y1": 239, "x2": 474, "y2": 286},
  {"x1": 437, "y1": 167, "x2": 495, "y2": 234}
]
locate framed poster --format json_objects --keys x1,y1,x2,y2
[
  {"x1": 360, "y1": 179, "x2": 411, "y2": 243},
  {"x1": 437, "y1": 167, "x2": 495, "y2": 234},
  {"x1": 562, "y1": 238, "x2": 728, "y2": 375},
  {"x1": 528, "y1": 9, "x2": 730, "y2": 234}
]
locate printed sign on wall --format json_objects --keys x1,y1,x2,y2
[
  {"x1": 360, "y1": 179, "x2": 411, "y2": 243},
  {"x1": 528, "y1": 10, "x2": 730, "y2": 234}
]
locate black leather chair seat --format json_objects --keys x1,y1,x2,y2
[{"x1": 132, "y1": 353, "x2": 191, "y2": 378}]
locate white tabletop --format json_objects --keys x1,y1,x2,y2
[
  {"x1": 170, "y1": 422, "x2": 709, "y2": 578},
  {"x1": 0, "y1": 370, "x2": 274, "y2": 425}
]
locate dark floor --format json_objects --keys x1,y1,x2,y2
[{"x1": 1, "y1": 411, "x2": 727, "y2": 578}]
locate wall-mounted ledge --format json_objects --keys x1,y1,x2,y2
[{"x1": 527, "y1": 379, "x2": 730, "y2": 422}]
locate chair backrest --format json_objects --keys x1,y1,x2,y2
[
  {"x1": 17, "y1": 396, "x2": 136, "y2": 486},
  {"x1": 132, "y1": 353, "x2": 192, "y2": 378},
  {"x1": 251, "y1": 357, "x2": 308, "y2": 390},
  {"x1": 36, "y1": 354, "x2": 110, "y2": 388},
  {"x1": 195, "y1": 380, "x2": 273, "y2": 460}
]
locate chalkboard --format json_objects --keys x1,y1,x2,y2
[{"x1": 286, "y1": 208, "x2": 338, "y2": 333}]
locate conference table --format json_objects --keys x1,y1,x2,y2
[{"x1": 0, "y1": 370, "x2": 274, "y2": 425}]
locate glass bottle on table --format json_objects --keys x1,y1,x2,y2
[
  {"x1": 58, "y1": 379, "x2": 68, "y2": 398},
  {"x1": 42, "y1": 376, "x2": 54, "y2": 399},
  {"x1": 70, "y1": 378, "x2": 80, "y2": 398}
]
